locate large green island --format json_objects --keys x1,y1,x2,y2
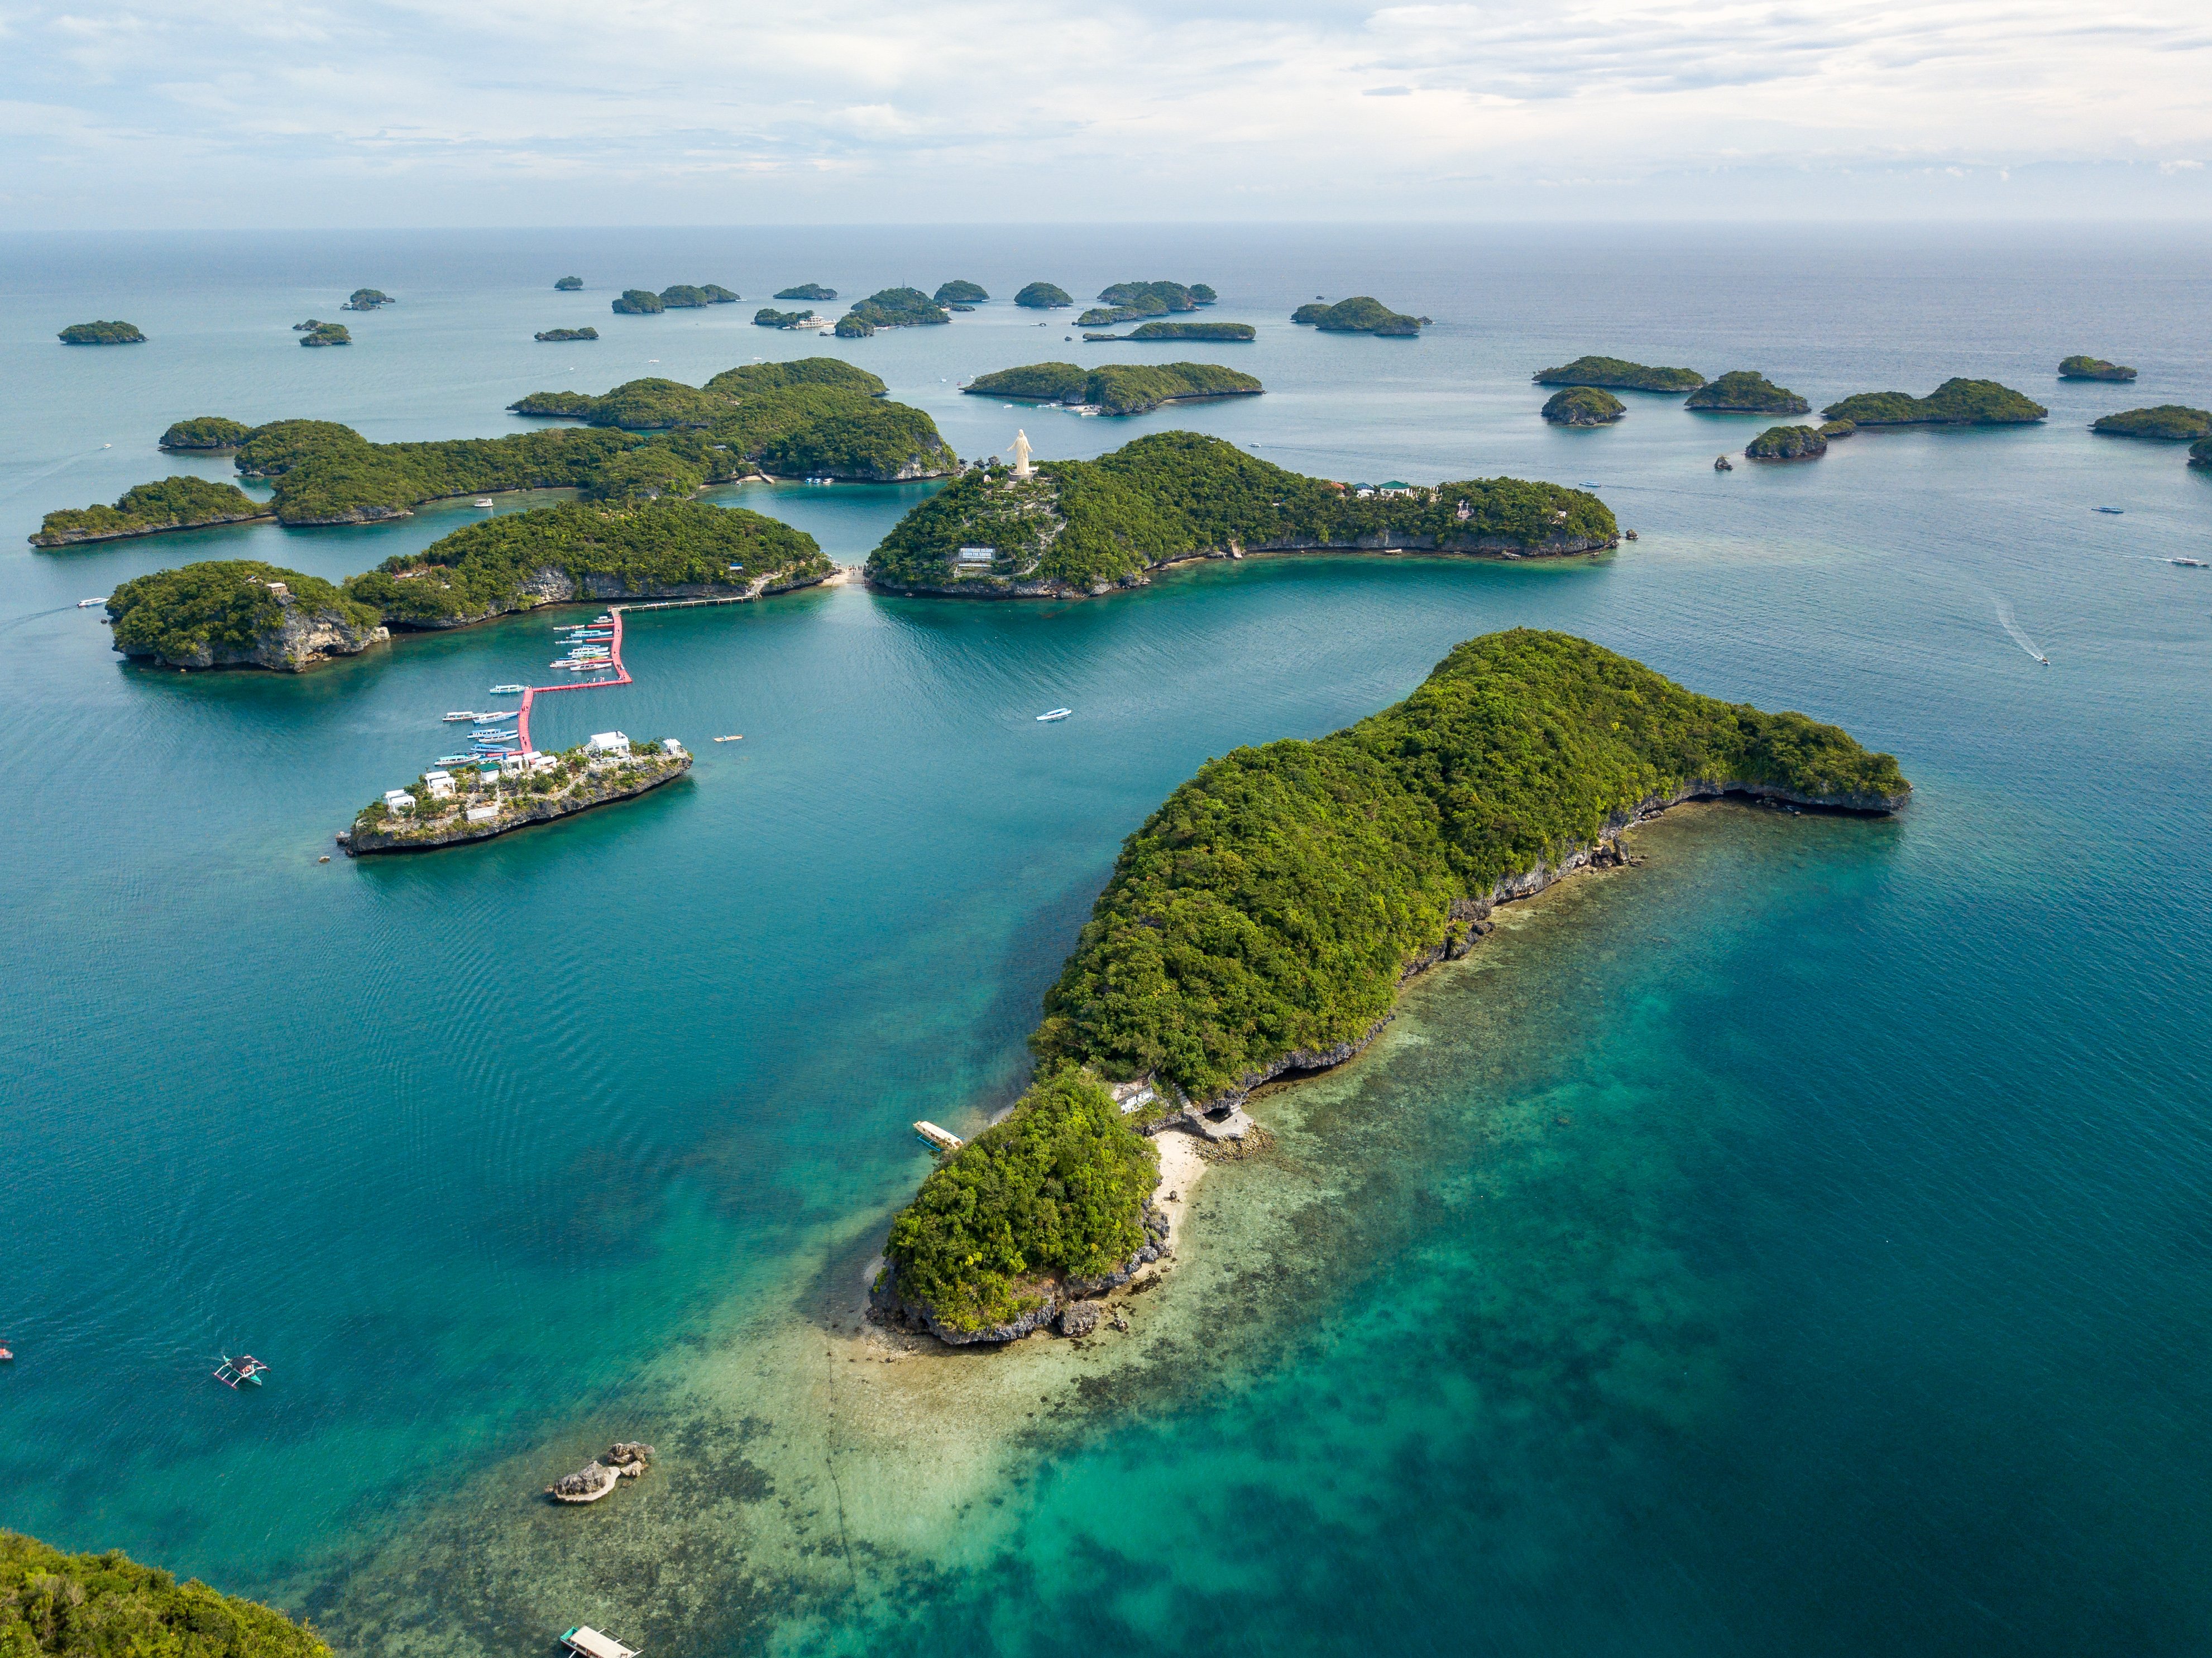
[
  {"x1": 1, "y1": 1528, "x2": 328, "y2": 1658},
  {"x1": 1821, "y1": 379, "x2": 2047, "y2": 426},
  {"x1": 865, "y1": 432, "x2": 1617, "y2": 597},
  {"x1": 872, "y1": 629, "x2": 1909, "y2": 1342},
  {"x1": 32, "y1": 477, "x2": 272, "y2": 547},
  {"x1": 1291, "y1": 297, "x2": 1425, "y2": 336},
  {"x1": 2059, "y1": 355, "x2": 2136, "y2": 381},
  {"x1": 59, "y1": 320, "x2": 146, "y2": 345},
  {"x1": 963, "y1": 361, "x2": 1262, "y2": 415},
  {"x1": 1534, "y1": 355, "x2": 1703, "y2": 391},
  {"x1": 1686, "y1": 370, "x2": 1809, "y2": 414},
  {"x1": 2089, "y1": 405, "x2": 2211, "y2": 441},
  {"x1": 106, "y1": 560, "x2": 386, "y2": 670}
]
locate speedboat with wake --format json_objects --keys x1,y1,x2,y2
[{"x1": 1036, "y1": 708, "x2": 1071, "y2": 722}]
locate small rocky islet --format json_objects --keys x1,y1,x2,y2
[
  {"x1": 963, "y1": 361, "x2": 1261, "y2": 415},
  {"x1": 2058, "y1": 354, "x2": 2136, "y2": 381},
  {"x1": 1014, "y1": 282, "x2": 1074, "y2": 309},
  {"x1": 535, "y1": 326, "x2": 599, "y2": 342},
  {"x1": 1686, "y1": 370, "x2": 1809, "y2": 414},
  {"x1": 611, "y1": 284, "x2": 740, "y2": 314},
  {"x1": 774, "y1": 283, "x2": 837, "y2": 301},
  {"x1": 2089, "y1": 405, "x2": 2211, "y2": 440},
  {"x1": 59, "y1": 320, "x2": 145, "y2": 344},
  {"x1": 1745, "y1": 424, "x2": 1828, "y2": 461},
  {"x1": 1533, "y1": 354, "x2": 1702, "y2": 391},
  {"x1": 1542, "y1": 386, "x2": 1626, "y2": 426},
  {"x1": 1292, "y1": 295, "x2": 1425, "y2": 336}
]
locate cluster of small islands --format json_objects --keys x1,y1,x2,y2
[
  {"x1": 29, "y1": 312, "x2": 2196, "y2": 1389},
  {"x1": 1529, "y1": 352, "x2": 2210, "y2": 467}
]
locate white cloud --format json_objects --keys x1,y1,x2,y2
[{"x1": 0, "y1": 0, "x2": 2205, "y2": 223}]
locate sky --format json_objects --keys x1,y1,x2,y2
[{"x1": 1, "y1": 0, "x2": 2208, "y2": 227}]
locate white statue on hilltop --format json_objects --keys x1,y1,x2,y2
[{"x1": 1012, "y1": 429, "x2": 1033, "y2": 478}]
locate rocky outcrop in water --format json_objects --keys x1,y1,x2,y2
[
  {"x1": 869, "y1": 1204, "x2": 1170, "y2": 1345},
  {"x1": 547, "y1": 1443, "x2": 654, "y2": 1503}
]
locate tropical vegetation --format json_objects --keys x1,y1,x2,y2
[
  {"x1": 0, "y1": 1530, "x2": 329, "y2": 1658},
  {"x1": 2193, "y1": 438, "x2": 2212, "y2": 468},
  {"x1": 1543, "y1": 386, "x2": 1626, "y2": 425},
  {"x1": 2058, "y1": 355, "x2": 2135, "y2": 381},
  {"x1": 844, "y1": 287, "x2": 950, "y2": 328},
  {"x1": 702, "y1": 358, "x2": 886, "y2": 397},
  {"x1": 1291, "y1": 297, "x2": 1424, "y2": 336},
  {"x1": 882, "y1": 630, "x2": 1908, "y2": 1333},
  {"x1": 32, "y1": 477, "x2": 271, "y2": 547},
  {"x1": 1533, "y1": 355, "x2": 1703, "y2": 391},
  {"x1": 964, "y1": 361, "x2": 1262, "y2": 414},
  {"x1": 298, "y1": 322, "x2": 351, "y2": 347},
  {"x1": 1745, "y1": 424, "x2": 1828, "y2": 460},
  {"x1": 108, "y1": 560, "x2": 377, "y2": 662},
  {"x1": 612, "y1": 290, "x2": 665, "y2": 314},
  {"x1": 1078, "y1": 305, "x2": 1157, "y2": 327},
  {"x1": 1099, "y1": 281, "x2": 1206, "y2": 312},
  {"x1": 834, "y1": 315, "x2": 874, "y2": 338},
  {"x1": 1820, "y1": 419, "x2": 1857, "y2": 438},
  {"x1": 344, "y1": 500, "x2": 827, "y2": 627},
  {"x1": 1015, "y1": 282, "x2": 1074, "y2": 309},
  {"x1": 60, "y1": 321, "x2": 146, "y2": 344},
  {"x1": 2089, "y1": 405, "x2": 2211, "y2": 440},
  {"x1": 534, "y1": 327, "x2": 599, "y2": 342},
  {"x1": 344, "y1": 289, "x2": 392, "y2": 309},
  {"x1": 775, "y1": 284, "x2": 837, "y2": 300},
  {"x1": 1686, "y1": 370, "x2": 1808, "y2": 413},
  {"x1": 880, "y1": 1068, "x2": 1159, "y2": 1334},
  {"x1": 1117, "y1": 321, "x2": 1255, "y2": 342},
  {"x1": 556, "y1": 276, "x2": 583, "y2": 290},
  {"x1": 866, "y1": 430, "x2": 1615, "y2": 590},
  {"x1": 1820, "y1": 380, "x2": 2047, "y2": 426},
  {"x1": 660, "y1": 284, "x2": 739, "y2": 307},
  {"x1": 753, "y1": 308, "x2": 817, "y2": 329},
  {"x1": 160, "y1": 416, "x2": 253, "y2": 449},
  {"x1": 935, "y1": 280, "x2": 989, "y2": 304}
]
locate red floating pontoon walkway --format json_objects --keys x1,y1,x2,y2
[{"x1": 511, "y1": 593, "x2": 767, "y2": 755}]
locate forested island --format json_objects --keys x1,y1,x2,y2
[
  {"x1": 0, "y1": 1529, "x2": 329, "y2": 1658},
  {"x1": 2089, "y1": 405, "x2": 2211, "y2": 440},
  {"x1": 343, "y1": 289, "x2": 392, "y2": 310},
  {"x1": 865, "y1": 432, "x2": 1616, "y2": 597},
  {"x1": 1534, "y1": 355, "x2": 1703, "y2": 391},
  {"x1": 1543, "y1": 386, "x2": 1625, "y2": 426},
  {"x1": 660, "y1": 284, "x2": 740, "y2": 308},
  {"x1": 873, "y1": 629, "x2": 1909, "y2": 1341},
  {"x1": 963, "y1": 361, "x2": 1262, "y2": 414},
  {"x1": 1686, "y1": 371, "x2": 1809, "y2": 414},
  {"x1": 2194, "y1": 438, "x2": 2212, "y2": 468},
  {"x1": 102, "y1": 499, "x2": 831, "y2": 672},
  {"x1": 1088, "y1": 321, "x2": 1255, "y2": 343},
  {"x1": 1016, "y1": 282, "x2": 1073, "y2": 309},
  {"x1": 59, "y1": 320, "x2": 145, "y2": 344},
  {"x1": 1745, "y1": 424, "x2": 1828, "y2": 460},
  {"x1": 32, "y1": 477, "x2": 272, "y2": 547},
  {"x1": 753, "y1": 308, "x2": 823, "y2": 329},
  {"x1": 935, "y1": 280, "x2": 989, "y2": 304},
  {"x1": 298, "y1": 322, "x2": 351, "y2": 347},
  {"x1": 842, "y1": 287, "x2": 951, "y2": 329},
  {"x1": 835, "y1": 315, "x2": 874, "y2": 338},
  {"x1": 107, "y1": 560, "x2": 384, "y2": 670},
  {"x1": 346, "y1": 499, "x2": 830, "y2": 629},
  {"x1": 556, "y1": 276, "x2": 583, "y2": 290},
  {"x1": 776, "y1": 283, "x2": 837, "y2": 300},
  {"x1": 2059, "y1": 355, "x2": 2136, "y2": 381},
  {"x1": 535, "y1": 327, "x2": 599, "y2": 342},
  {"x1": 161, "y1": 415, "x2": 254, "y2": 449},
  {"x1": 343, "y1": 740, "x2": 693, "y2": 855},
  {"x1": 1821, "y1": 379, "x2": 2047, "y2": 426},
  {"x1": 82, "y1": 360, "x2": 944, "y2": 529},
  {"x1": 613, "y1": 290, "x2": 665, "y2": 314},
  {"x1": 1291, "y1": 297, "x2": 1424, "y2": 336}
]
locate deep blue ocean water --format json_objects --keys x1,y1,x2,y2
[{"x1": 1, "y1": 226, "x2": 2208, "y2": 1655}]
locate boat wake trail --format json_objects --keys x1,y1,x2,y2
[
  {"x1": 1994, "y1": 597, "x2": 2049, "y2": 665},
  {"x1": 2, "y1": 445, "x2": 107, "y2": 504}
]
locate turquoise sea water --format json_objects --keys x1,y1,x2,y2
[{"x1": 2, "y1": 226, "x2": 2210, "y2": 1654}]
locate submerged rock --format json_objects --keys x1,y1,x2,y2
[{"x1": 547, "y1": 1443, "x2": 654, "y2": 1502}]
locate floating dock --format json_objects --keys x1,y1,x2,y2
[{"x1": 914, "y1": 1121, "x2": 964, "y2": 1154}]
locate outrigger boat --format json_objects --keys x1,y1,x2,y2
[
  {"x1": 561, "y1": 1628, "x2": 640, "y2": 1658},
  {"x1": 213, "y1": 1354, "x2": 269, "y2": 1389},
  {"x1": 489, "y1": 684, "x2": 527, "y2": 694},
  {"x1": 473, "y1": 710, "x2": 519, "y2": 722},
  {"x1": 443, "y1": 711, "x2": 477, "y2": 722}
]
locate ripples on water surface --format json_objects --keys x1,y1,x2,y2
[{"x1": 1, "y1": 226, "x2": 2208, "y2": 1655}]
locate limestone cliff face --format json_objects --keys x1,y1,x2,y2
[{"x1": 109, "y1": 590, "x2": 387, "y2": 672}]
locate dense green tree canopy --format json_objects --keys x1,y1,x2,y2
[
  {"x1": 2058, "y1": 354, "x2": 2134, "y2": 381},
  {"x1": 32, "y1": 477, "x2": 271, "y2": 547},
  {"x1": 868, "y1": 431, "x2": 1615, "y2": 590},
  {"x1": 881, "y1": 1069, "x2": 1159, "y2": 1333},
  {"x1": 2089, "y1": 405, "x2": 2211, "y2": 440},
  {"x1": 108, "y1": 560, "x2": 376, "y2": 660},
  {"x1": 1291, "y1": 297, "x2": 1424, "y2": 336},
  {"x1": 659, "y1": 284, "x2": 739, "y2": 307},
  {"x1": 1098, "y1": 281, "x2": 1201, "y2": 312},
  {"x1": 1533, "y1": 355, "x2": 1703, "y2": 390},
  {"x1": 555, "y1": 276, "x2": 583, "y2": 290},
  {"x1": 1686, "y1": 370, "x2": 1808, "y2": 413},
  {"x1": 963, "y1": 361, "x2": 1261, "y2": 414},
  {"x1": 774, "y1": 283, "x2": 837, "y2": 300},
  {"x1": 1820, "y1": 379, "x2": 2047, "y2": 425},
  {"x1": 1014, "y1": 282, "x2": 1074, "y2": 309},
  {"x1": 1119, "y1": 321, "x2": 1255, "y2": 342},
  {"x1": 702, "y1": 358, "x2": 888, "y2": 397},
  {"x1": 345, "y1": 500, "x2": 825, "y2": 627},
  {"x1": 845, "y1": 287, "x2": 949, "y2": 327},
  {"x1": 0, "y1": 1530, "x2": 329, "y2": 1658},
  {"x1": 1745, "y1": 424, "x2": 1828, "y2": 459},
  {"x1": 834, "y1": 314, "x2": 874, "y2": 338},
  {"x1": 59, "y1": 321, "x2": 145, "y2": 344},
  {"x1": 1030, "y1": 629, "x2": 1908, "y2": 1103},
  {"x1": 534, "y1": 327, "x2": 598, "y2": 342},
  {"x1": 612, "y1": 290, "x2": 665, "y2": 314},
  {"x1": 298, "y1": 323, "x2": 351, "y2": 347},
  {"x1": 934, "y1": 280, "x2": 989, "y2": 304},
  {"x1": 1542, "y1": 386, "x2": 1626, "y2": 425},
  {"x1": 160, "y1": 416, "x2": 253, "y2": 449}
]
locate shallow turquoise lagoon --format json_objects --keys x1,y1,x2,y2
[{"x1": 1, "y1": 227, "x2": 2209, "y2": 1655}]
